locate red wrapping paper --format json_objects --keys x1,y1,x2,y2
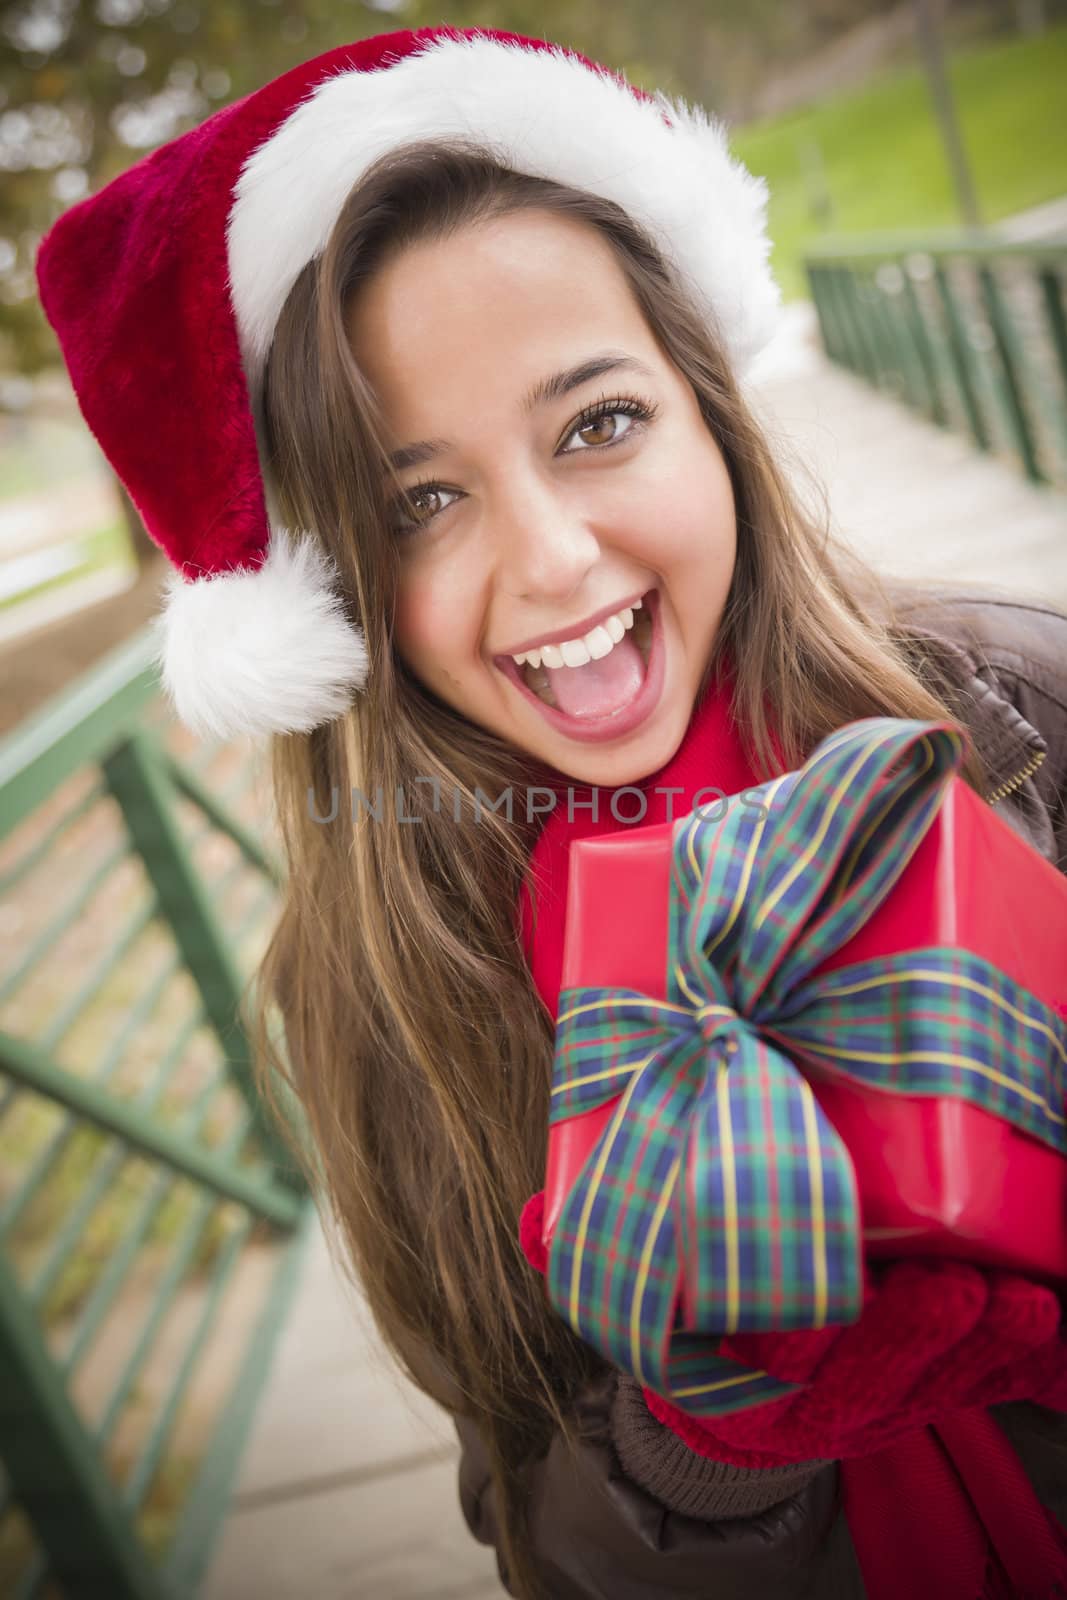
[{"x1": 543, "y1": 776, "x2": 1067, "y2": 1285}]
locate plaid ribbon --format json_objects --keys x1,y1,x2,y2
[{"x1": 547, "y1": 718, "x2": 1067, "y2": 1419}]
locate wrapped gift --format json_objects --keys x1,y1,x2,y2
[{"x1": 540, "y1": 717, "x2": 1067, "y2": 1420}]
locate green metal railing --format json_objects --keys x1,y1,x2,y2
[
  {"x1": 0, "y1": 625, "x2": 309, "y2": 1598},
  {"x1": 804, "y1": 233, "x2": 1067, "y2": 490}
]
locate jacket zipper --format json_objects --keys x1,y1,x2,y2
[{"x1": 987, "y1": 746, "x2": 1047, "y2": 806}]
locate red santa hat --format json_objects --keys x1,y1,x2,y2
[{"x1": 35, "y1": 25, "x2": 780, "y2": 743}]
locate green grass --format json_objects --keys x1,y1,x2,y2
[
  {"x1": 0, "y1": 520, "x2": 136, "y2": 615},
  {"x1": 731, "y1": 22, "x2": 1067, "y2": 301},
  {"x1": 0, "y1": 416, "x2": 105, "y2": 499}
]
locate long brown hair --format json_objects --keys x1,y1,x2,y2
[{"x1": 247, "y1": 140, "x2": 989, "y2": 1598}]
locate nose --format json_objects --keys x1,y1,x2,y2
[{"x1": 492, "y1": 463, "x2": 602, "y2": 602}]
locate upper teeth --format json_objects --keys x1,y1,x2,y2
[{"x1": 512, "y1": 599, "x2": 644, "y2": 670}]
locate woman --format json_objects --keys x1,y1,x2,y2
[{"x1": 34, "y1": 25, "x2": 1067, "y2": 1598}]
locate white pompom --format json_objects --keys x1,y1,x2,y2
[{"x1": 152, "y1": 529, "x2": 369, "y2": 742}]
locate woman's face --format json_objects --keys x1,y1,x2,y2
[{"x1": 346, "y1": 207, "x2": 737, "y2": 789}]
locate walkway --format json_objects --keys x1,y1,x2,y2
[
  {"x1": 748, "y1": 300, "x2": 1067, "y2": 607},
  {"x1": 202, "y1": 1217, "x2": 500, "y2": 1599},
  {"x1": 202, "y1": 304, "x2": 1067, "y2": 1600}
]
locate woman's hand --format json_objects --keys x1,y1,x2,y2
[
  {"x1": 675, "y1": 1258, "x2": 1067, "y2": 1467},
  {"x1": 520, "y1": 1191, "x2": 1067, "y2": 1467}
]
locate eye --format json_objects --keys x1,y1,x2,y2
[
  {"x1": 389, "y1": 392, "x2": 660, "y2": 538},
  {"x1": 561, "y1": 394, "x2": 659, "y2": 454},
  {"x1": 391, "y1": 480, "x2": 459, "y2": 535}
]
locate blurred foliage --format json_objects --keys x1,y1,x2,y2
[
  {"x1": 0, "y1": 0, "x2": 1060, "y2": 383},
  {"x1": 0, "y1": 0, "x2": 388, "y2": 376}
]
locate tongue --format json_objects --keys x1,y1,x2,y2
[{"x1": 545, "y1": 634, "x2": 646, "y2": 719}]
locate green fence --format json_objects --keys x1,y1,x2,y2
[
  {"x1": 804, "y1": 233, "x2": 1067, "y2": 491},
  {"x1": 0, "y1": 625, "x2": 309, "y2": 1598}
]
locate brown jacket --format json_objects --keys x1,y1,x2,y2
[{"x1": 456, "y1": 588, "x2": 1067, "y2": 1599}]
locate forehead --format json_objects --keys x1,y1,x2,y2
[{"x1": 345, "y1": 208, "x2": 655, "y2": 420}]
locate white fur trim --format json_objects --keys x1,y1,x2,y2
[
  {"x1": 152, "y1": 530, "x2": 369, "y2": 742},
  {"x1": 227, "y1": 34, "x2": 780, "y2": 395}
]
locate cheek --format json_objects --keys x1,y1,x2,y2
[
  {"x1": 645, "y1": 445, "x2": 736, "y2": 564},
  {"x1": 393, "y1": 577, "x2": 442, "y2": 673},
  {"x1": 393, "y1": 574, "x2": 473, "y2": 682}
]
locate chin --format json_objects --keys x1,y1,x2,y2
[{"x1": 550, "y1": 716, "x2": 685, "y2": 790}]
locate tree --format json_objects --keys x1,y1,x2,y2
[
  {"x1": 1, "y1": 0, "x2": 400, "y2": 565},
  {"x1": 1, "y1": 0, "x2": 919, "y2": 391}
]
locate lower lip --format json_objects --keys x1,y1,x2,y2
[{"x1": 494, "y1": 588, "x2": 665, "y2": 745}]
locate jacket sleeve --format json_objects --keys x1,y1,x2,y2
[
  {"x1": 888, "y1": 586, "x2": 1067, "y2": 870},
  {"x1": 455, "y1": 1368, "x2": 864, "y2": 1600},
  {"x1": 957, "y1": 595, "x2": 1067, "y2": 873}
]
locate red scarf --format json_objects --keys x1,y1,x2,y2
[{"x1": 517, "y1": 650, "x2": 1067, "y2": 1600}]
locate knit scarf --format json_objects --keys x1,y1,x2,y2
[{"x1": 517, "y1": 649, "x2": 1067, "y2": 1600}]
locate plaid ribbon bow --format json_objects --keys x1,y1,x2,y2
[{"x1": 547, "y1": 717, "x2": 1067, "y2": 1420}]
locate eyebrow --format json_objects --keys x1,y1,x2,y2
[{"x1": 383, "y1": 352, "x2": 656, "y2": 473}]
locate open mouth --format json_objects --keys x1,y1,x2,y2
[
  {"x1": 518, "y1": 598, "x2": 653, "y2": 708},
  {"x1": 492, "y1": 587, "x2": 664, "y2": 743}
]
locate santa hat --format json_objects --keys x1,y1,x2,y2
[{"x1": 35, "y1": 25, "x2": 780, "y2": 743}]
